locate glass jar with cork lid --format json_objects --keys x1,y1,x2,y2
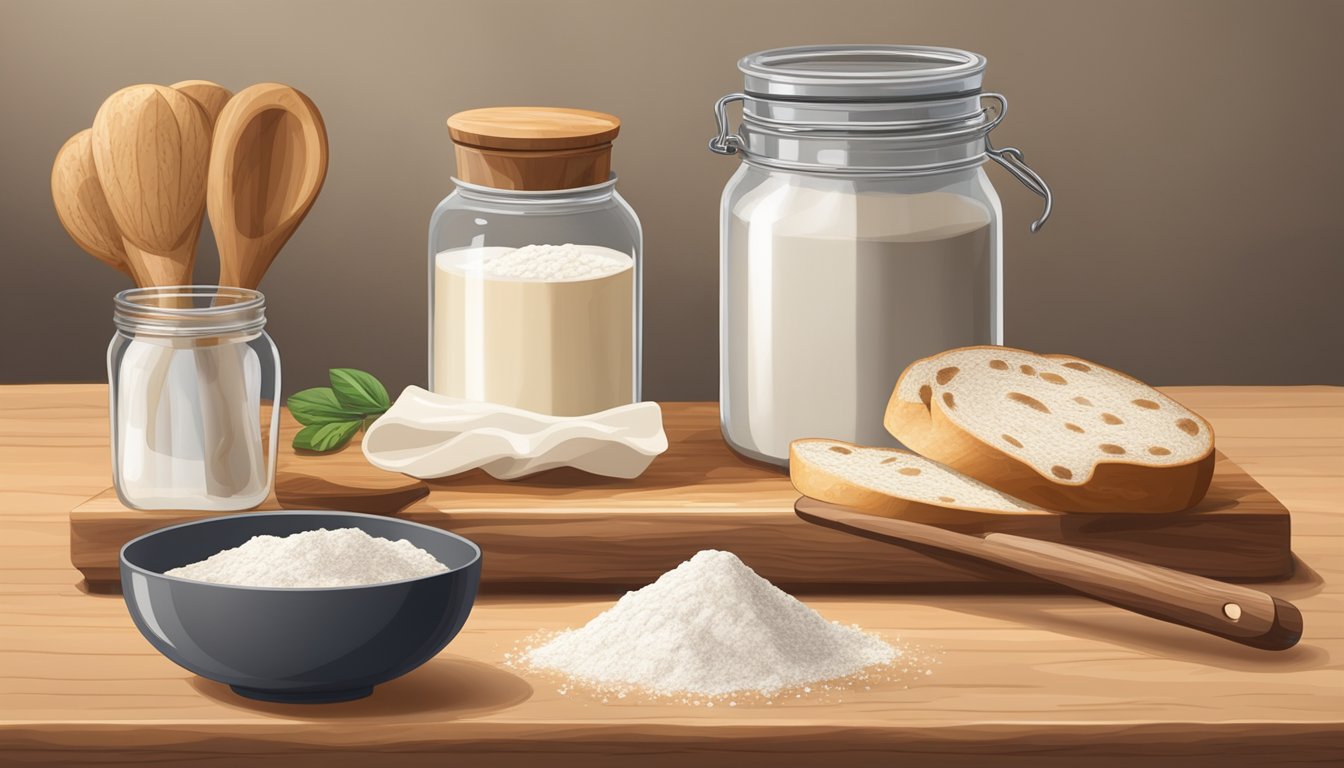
[{"x1": 429, "y1": 107, "x2": 642, "y2": 416}]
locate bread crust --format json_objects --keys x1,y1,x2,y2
[
  {"x1": 788, "y1": 439, "x2": 1043, "y2": 523},
  {"x1": 883, "y1": 346, "x2": 1215, "y2": 514}
]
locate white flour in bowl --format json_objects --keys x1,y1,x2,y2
[
  {"x1": 517, "y1": 550, "x2": 897, "y2": 697},
  {"x1": 164, "y1": 527, "x2": 449, "y2": 587}
]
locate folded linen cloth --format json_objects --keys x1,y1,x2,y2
[{"x1": 362, "y1": 387, "x2": 668, "y2": 480}]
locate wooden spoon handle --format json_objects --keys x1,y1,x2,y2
[
  {"x1": 795, "y1": 500, "x2": 1303, "y2": 651},
  {"x1": 980, "y1": 532, "x2": 1301, "y2": 650}
]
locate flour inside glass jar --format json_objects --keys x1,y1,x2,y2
[{"x1": 432, "y1": 243, "x2": 634, "y2": 416}]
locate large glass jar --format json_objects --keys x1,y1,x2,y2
[
  {"x1": 710, "y1": 45, "x2": 1053, "y2": 465},
  {"x1": 429, "y1": 107, "x2": 642, "y2": 416},
  {"x1": 108, "y1": 286, "x2": 280, "y2": 510}
]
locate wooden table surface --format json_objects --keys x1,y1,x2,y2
[{"x1": 0, "y1": 384, "x2": 1340, "y2": 767}]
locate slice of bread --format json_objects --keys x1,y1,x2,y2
[
  {"x1": 789, "y1": 438, "x2": 1039, "y2": 519},
  {"x1": 884, "y1": 346, "x2": 1215, "y2": 513}
]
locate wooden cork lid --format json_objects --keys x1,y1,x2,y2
[{"x1": 447, "y1": 107, "x2": 621, "y2": 191}]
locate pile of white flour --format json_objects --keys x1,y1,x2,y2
[
  {"x1": 164, "y1": 527, "x2": 449, "y2": 587},
  {"x1": 519, "y1": 550, "x2": 897, "y2": 697}
]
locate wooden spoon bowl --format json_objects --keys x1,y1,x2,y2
[
  {"x1": 51, "y1": 129, "x2": 132, "y2": 279},
  {"x1": 208, "y1": 83, "x2": 328, "y2": 290},
  {"x1": 91, "y1": 84, "x2": 212, "y2": 288},
  {"x1": 171, "y1": 80, "x2": 232, "y2": 129}
]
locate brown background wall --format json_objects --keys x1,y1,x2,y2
[{"x1": 2, "y1": 0, "x2": 1340, "y2": 397}]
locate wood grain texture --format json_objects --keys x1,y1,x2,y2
[
  {"x1": 50, "y1": 130, "x2": 133, "y2": 278},
  {"x1": 170, "y1": 80, "x2": 232, "y2": 128},
  {"x1": 273, "y1": 468, "x2": 428, "y2": 515},
  {"x1": 91, "y1": 85, "x2": 211, "y2": 287},
  {"x1": 209, "y1": 83, "x2": 328, "y2": 290},
  {"x1": 69, "y1": 404, "x2": 1293, "y2": 591},
  {"x1": 2, "y1": 385, "x2": 1340, "y2": 765},
  {"x1": 447, "y1": 107, "x2": 621, "y2": 150},
  {"x1": 797, "y1": 499, "x2": 1303, "y2": 650},
  {"x1": 447, "y1": 107, "x2": 620, "y2": 189}
]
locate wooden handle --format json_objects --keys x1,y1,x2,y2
[{"x1": 795, "y1": 499, "x2": 1302, "y2": 651}]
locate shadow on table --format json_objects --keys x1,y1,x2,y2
[
  {"x1": 931, "y1": 556, "x2": 1330, "y2": 673},
  {"x1": 1254, "y1": 555, "x2": 1326, "y2": 600},
  {"x1": 188, "y1": 654, "x2": 533, "y2": 719}
]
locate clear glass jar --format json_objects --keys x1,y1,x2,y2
[
  {"x1": 428, "y1": 178, "x2": 642, "y2": 416},
  {"x1": 710, "y1": 45, "x2": 1052, "y2": 464},
  {"x1": 108, "y1": 287, "x2": 280, "y2": 510}
]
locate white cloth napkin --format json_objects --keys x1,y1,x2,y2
[{"x1": 362, "y1": 387, "x2": 667, "y2": 480}]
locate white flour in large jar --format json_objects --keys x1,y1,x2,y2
[
  {"x1": 433, "y1": 243, "x2": 634, "y2": 416},
  {"x1": 722, "y1": 182, "x2": 995, "y2": 464}
]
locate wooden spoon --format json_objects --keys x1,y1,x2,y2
[
  {"x1": 50, "y1": 129, "x2": 133, "y2": 279},
  {"x1": 91, "y1": 84, "x2": 211, "y2": 288},
  {"x1": 170, "y1": 80, "x2": 232, "y2": 129},
  {"x1": 172, "y1": 80, "x2": 233, "y2": 286},
  {"x1": 208, "y1": 83, "x2": 328, "y2": 289},
  {"x1": 795, "y1": 497, "x2": 1304, "y2": 651}
]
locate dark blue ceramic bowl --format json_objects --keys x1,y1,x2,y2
[{"x1": 120, "y1": 511, "x2": 481, "y2": 703}]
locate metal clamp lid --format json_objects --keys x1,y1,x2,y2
[
  {"x1": 982, "y1": 94, "x2": 1052, "y2": 232},
  {"x1": 708, "y1": 91, "x2": 1052, "y2": 232},
  {"x1": 708, "y1": 93, "x2": 746, "y2": 155}
]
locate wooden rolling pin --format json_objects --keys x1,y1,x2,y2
[{"x1": 795, "y1": 498, "x2": 1303, "y2": 651}]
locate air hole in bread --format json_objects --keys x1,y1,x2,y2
[
  {"x1": 1002, "y1": 434, "x2": 1023, "y2": 448},
  {"x1": 1051, "y1": 465, "x2": 1073, "y2": 480},
  {"x1": 1040, "y1": 372, "x2": 1068, "y2": 385},
  {"x1": 880, "y1": 457, "x2": 899, "y2": 465},
  {"x1": 919, "y1": 384, "x2": 933, "y2": 409},
  {"x1": 936, "y1": 366, "x2": 960, "y2": 385},
  {"x1": 1007, "y1": 392, "x2": 1050, "y2": 413},
  {"x1": 938, "y1": 496, "x2": 956, "y2": 504},
  {"x1": 898, "y1": 467, "x2": 921, "y2": 476},
  {"x1": 943, "y1": 392, "x2": 956, "y2": 409},
  {"x1": 1149, "y1": 446, "x2": 1172, "y2": 456},
  {"x1": 1132, "y1": 399, "x2": 1161, "y2": 410},
  {"x1": 1101, "y1": 413, "x2": 1124, "y2": 425},
  {"x1": 1063, "y1": 362, "x2": 1092, "y2": 372},
  {"x1": 1176, "y1": 418, "x2": 1200, "y2": 436},
  {"x1": 1074, "y1": 396, "x2": 1093, "y2": 406},
  {"x1": 1065, "y1": 423, "x2": 1085, "y2": 433},
  {"x1": 1020, "y1": 364, "x2": 1037, "y2": 375},
  {"x1": 828, "y1": 445, "x2": 852, "y2": 455},
  {"x1": 1100, "y1": 443, "x2": 1126, "y2": 455},
  {"x1": 989, "y1": 359, "x2": 1009, "y2": 370}
]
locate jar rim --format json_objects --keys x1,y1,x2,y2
[
  {"x1": 451, "y1": 174, "x2": 618, "y2": 203},
  {"x1": 739, "y1": 44, "x2": 987, "y2": 101},
  {"x1": 114, "y1": 286, "x2": 267, "y2": 337}
]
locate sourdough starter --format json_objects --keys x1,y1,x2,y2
[
  {"x1": 722, "y1": 183, "x2": 994, "y2": 464},
  {"x1": 433, "y1": 244, "x2": 634, "y2": 416}
]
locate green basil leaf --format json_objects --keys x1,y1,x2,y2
[
  {"x1": 292, "y1": 420, "x2": 361, "y2": 452},
  {"x1": 330, "y1": 368, "x2": 390, "y2": 413},
  {"x1": 287, "y1": 387, "x2": 362, "y2": 426}
]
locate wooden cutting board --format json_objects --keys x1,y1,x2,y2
[{"x1": 69, "y1": 403, "x2": 1292, "y2": 591}]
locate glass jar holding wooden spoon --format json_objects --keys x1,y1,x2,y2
[{"x1": 109, "y1": 287, "x2": 280, "y2": 511}]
